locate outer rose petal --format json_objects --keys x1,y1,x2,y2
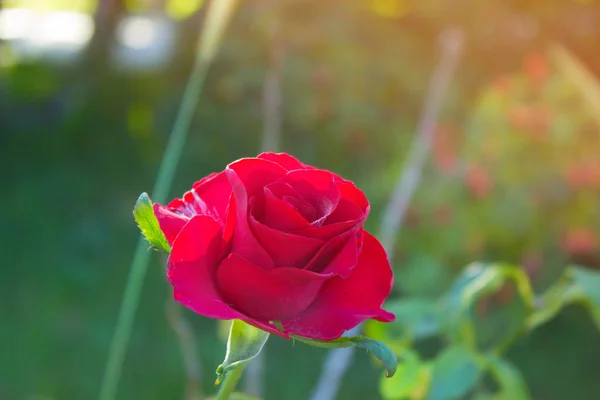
[
  {"x1": 153, "y1": 203, "x2": 189, "y2": 244},
  {"x1": 169, "y1": 171, "x2": 232, "y2": 224},
  {"x1": 257, "y1": 152, "x2": 308, "y2": 171},
  {"x1": 167, "y1": 215, "x2": 234, "y2": 319},
  {"x1": 168, "y1": 215, "x2": 286, "y2": 337},
  {"x1": 216, "y1": 253, "x2": 330, "y2": 321},
  {"x1": 281, "y1": 231, "x2": 395, "y2": 340},
  {"x1": 335, "y1": 179, "x2": 370, "y2": 216},
  {"x1": 154, "y1": 171, "x2": 232, "y2": 244},
  {"x1": 222, "y1": 194, "x2": 236, "y2": 244},
  {"x1": 227, "y1": 158, "x2": 287, "y2": 200}
]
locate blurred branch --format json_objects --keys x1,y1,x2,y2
[
  {"x1": 309, "y1": 28, "x2": 464, "y2": 400},
  {"x1": 548, "y1": 43, "x2": 600, "y2": 130},
  {"x1": 99, "y1": 1, "x2": 239, "y2": 400},
  {"x1": 166, "y1": 299, "x2": 203, "y2": 400},
  {"x1": 260, "y1": 18, "x2": 285, "y2": 153},
  {"x1": 378, "y1": 28, "x2": 464, "y2": 260},
  {"x1": 243, "y1": 8, "x2": 285, "y2": 398}
]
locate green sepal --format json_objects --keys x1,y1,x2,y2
[
  {"x1": 132, "y1": 192, "x2": 171, "y2": 253},
  {"x1": 216, "y1": 320, "x2": 270, "y2": 383},
  {"x1": 294, "y1": 335, "x2": 398, "y2": 378}
]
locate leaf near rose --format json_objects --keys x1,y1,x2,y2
[{"x1": 133, "y1": 192, "x2": 171, "y2": 253}]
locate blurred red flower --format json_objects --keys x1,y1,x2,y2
[
  {"x1": 523, "y1": 51, "x2": 550, "y2": 89},
  {"x1": 562, "y1": 228, "x2": 598, "y2": 255},
  {"x1": 565, "y1": 161, "x2": 600, "y2": 189},
  {"x1": 466, "y1": 165, "x2": 493, "y2": 199}
]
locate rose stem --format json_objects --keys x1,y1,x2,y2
[{"x1": 216, "y1": 367, "x2": 245, "y2": 400}]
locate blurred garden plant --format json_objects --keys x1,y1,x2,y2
[
  {"x1": 367, "y1": 48, "x2": 600, "y2": 400},
  {"x1": 399, "y1": 49, "x2": 600, "y2": 294},
  {"x1": 368, "y1": 261, "x2": 600, "y2": 400},
  {"x1": 134, "y1": 152, "x2": 399, "y2": 399}
]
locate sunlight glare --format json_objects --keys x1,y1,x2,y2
[{"x1": 117, "y1": 16, "x2": 158, "y2": 50}]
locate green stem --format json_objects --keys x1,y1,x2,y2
[
  {"x1": 98, "y1": 35, "x2": 210, "y2": 400},
  {"x1": 216, "y1": 367, "x2": 245, "y2": 400}
]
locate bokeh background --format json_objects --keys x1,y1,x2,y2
[{"x1": 3, "y1": 0, "x2": 600, "y2": 399}]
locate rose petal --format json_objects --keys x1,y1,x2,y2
[
  {"x1": 335, "y1": 179, "x2": 370, "y2": 216},
  {"x1": 167, "y1": 215, "x2": 231, "y2": 318},
  {"x1": 261, "y1": 187, "x2": 311, "y2": 231},
  {"x1": 225, "y1": 167, "x2": 276, "y2": 270},
  {"x1": 325, "y1": 197, "x2": 365, "y2": 225},
  {"x1": 298, "y1": 198, "x2": 365, "y2": 241},
  {"x1": 265, "y1": 181, "x2": 317, "y2": 222},
  {"x1": 281, "y1": 231, "x2": 395, "y2": 340},
  {"x1": 283, "y1": 195, "x2": 317, "y2": 222},
  {"x1": 168, "y1": 215, "x2": 288, "y2": 338},
  {"x1": 305, "y1": 230, "x2": 360, "y2": 277},
  {"x1": 257, "y1": 152, "x2": 308, "y2": 171},
  {"x1": 222, "y1": 193, "x2": 236, "y2": 244},
  {"x1": 153, "y1": 203, "x2": 189, "y2": 244},
  {"x1": 168, "y1": 171, "x2": 232, "y2": 224},
  {"x1": 216, "y1": 253, "x2": 330, "y2": 321},
  {"x1": 227, "y1": 158, "x2": 287, "y2": 200},
  {"x1": 250, "y1": 215, "x2": 324, "y2": 268},
  {"x1": 279, "y1": 169, "x2": 340, "y2": 225}
]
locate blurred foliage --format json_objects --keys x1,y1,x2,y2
[
  {"x1": 2, "y1": 0, "x2": 600, "y2": 399},
  {"x1": 369, "y1": 262, "x2": 600, "y2": 400}
]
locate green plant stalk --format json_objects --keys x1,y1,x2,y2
[
  {"x1": 100, "y1": 1, "x2": 239, "y2": 397},
  {"x1": 215, "y1": 366, "x2": 245, "y2": 400},
  {"x1": 98, "y1": 32, "x2": 211, "y2": 400}
]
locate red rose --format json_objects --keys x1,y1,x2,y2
[{"x1": 153, "y1": 153, "x2": 395, "y2": 340}]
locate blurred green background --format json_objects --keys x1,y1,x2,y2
[{"x1": 3, "y1": 0, "x2": 600, "y2": 399}]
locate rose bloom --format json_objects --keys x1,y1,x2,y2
[{"x1": 153, "y1": 153, "x2": 395, "y2": 340}]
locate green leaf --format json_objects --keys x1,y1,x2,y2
[
  {"x1": 426, "y1": 345, "x2": 483, "y2": 400},
  {"x1": 471, "y1": 391, "x2": 495, "y2": 400},
  {"x1": 132, "y1": 192, "x2": 171, "y2": 253},
  {"x1": 385, "y1": 298, "x2": 442, "y2": 341},
  {"x1": 528, "y1": 266, "x2": 600, "y2": 332},
  {"x1": 443, "y1": 263, "x2": 490, "y2": 344},
  {"x1": 570, "y1": 266, "x2": 600, "y2": 305},
  {"x1": 566, "y1": 266, "x2": 600, "y2": 330},
  {"x1": 295, "y1": 335, "x2": 398, "y2": 377},
  {"x1": 216, "y1": 320, "x2": 269, "y2": 382},
  {"x1": 442, "y1": 263, "x2": 534, "y2": 350},
  {"x1": 484, "y1": 354, "x2": 530, "y2": 400},
  {"x1": 380, "y1": 349, "x2": 429, "y2": 400},
  {"x1": 364, "y1": 319, "x2": 412, "y2": 356},
  {"x1": 527, "y1": 274, "x2": 580, "y2": 329}
]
